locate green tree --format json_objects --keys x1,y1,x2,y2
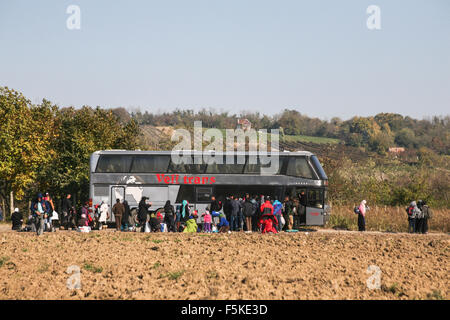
[{"x1": 0, "y1": 87, "x2": 57, "y2": 214}]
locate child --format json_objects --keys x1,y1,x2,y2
[
  {"x1": 202, "y1": 210, "x2": 212, "y2": 233},
  {"x1": 217, "y1": 213, "x2": 230, "y2": 233},
  {"x1": 183, "y1": 210, "x2": 198, "y2": 233}
]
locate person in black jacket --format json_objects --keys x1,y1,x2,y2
[
  {"x1": 242, "y1": 195, "x2": 254, "y2": 233},
  {"x1": 223, "y1": 196, "x2": 232, "y2": 225},
  {"x1": 11, "y1": 208, "x2": 23, "y2": 231},
  {"x1": 61, "y1": 194, "x2": 74, "y2": 230},
  {"x1": 230, "y1": 196, "x2": 241, "y2": 231},
  {"x1": 122, "y1": 200, "x2": 131, "y2": 231},
  {"x1": 138, "y1": 197, "x2": 151, "y2": 232},
  {"x1": 210, "y1": 196, "x2": 222, "y2": 213},
  {"x1": 163, "y1": 200, "x2": 176, "y2": 232}
]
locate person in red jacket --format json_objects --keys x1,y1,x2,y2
[
  {"x1": 260, "y1": 196, "x2": 274, "y2": 215},
  {"x1": 259, "y1": 214, "x2": 278, "y2": 234},
  {"x1": 258, "y1": 196, "x2": 278, "y2": 233}
]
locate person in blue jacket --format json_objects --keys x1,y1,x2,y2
[
  {"x1": 217, "y1": 213, "x2": 230, "y2": 233},
  {"x1": 272, "y1": 198, "x2": 283, "y2": 232}
]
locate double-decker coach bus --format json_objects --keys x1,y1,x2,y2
[{"x1": 89, "y1": 150, "x2": 330, "y2": 226}]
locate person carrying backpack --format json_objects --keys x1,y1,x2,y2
[{"x1": 406, "y1": 201, "x2": 420, "y2": 233}]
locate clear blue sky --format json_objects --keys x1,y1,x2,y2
[{"x1": 0, "y1": 0, "x2": 449, "y2": 120}]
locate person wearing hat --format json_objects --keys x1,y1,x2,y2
[{"x1": 11, "y1": 208, "x2": 23, "y2": 231}]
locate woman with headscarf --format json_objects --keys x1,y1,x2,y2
[
  {"x1": 99, "y1": 201, "x2": 109, "y2": 229},
  {"x1": 181, "y1": 200, "x2": 190, "y2": 222},
  {"x1": 358, "y1": 200, "x2": 367, "y2": 232},
  {"x1": 11, "y1": 208, "x2": 23, "y2": 231},
  {"x1": 138, "y1": 197, "x2": 151, "y2": 232}
]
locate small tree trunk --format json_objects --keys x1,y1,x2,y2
[
  {"x1": 9, "y1": 190, "x2": 14, "y2": 219},
  {"x1": 1, "y1": 197, "x2": 5, "y2": 220}
]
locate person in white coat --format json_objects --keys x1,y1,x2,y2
[{"x1": 99, "y1": 201, "x2": 109, "y2": 229}]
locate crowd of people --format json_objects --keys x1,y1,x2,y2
[
  {"x1": 107, "y1": 194, "x2": 305, "y2": 234},
  {"x1": 405, "y1": 200, "x2": 433, "y2": 234},
  {"x1": 4, "y1": 192, "x2": 433, "y2": 236}
]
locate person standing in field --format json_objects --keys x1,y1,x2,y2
[
  {"x1": 283, "y1": 196, "x2": 294, "y2": 231},
  {"x1": 112, "y1": 199, "x2": 124, "y2": 231},
  {"x1": 163, "y1": 200, "x2": 176, "y2": 232},
  {"x1": 357, "y1": 200, "x2": 368, "y2": 232},
  {"x1": 202, "y1": 209, "x2": 212, "y2": 233},
  {"x1": 406, "y1": 201, "x2": 418, "y2": 233},
  {"x1": 242, "y1": 194, "x2": 254, "y2": 233},
  {"x1": 11, "y1": 208, "x2": 23, "y2": 231},
  {"x1": 122, "y1": 200, "x2": 131, "y2": 231},
  {"x1": 223, "y1": 196, "x2": 233, "y2": 227},
  {"x1": 210, "y1": 196, "x2": 222, "y2": 226},
  {"x1": 414, "y1": 201, "x2": 424, "y2": 234},
  {"x1": 230, "y1": 196, "x2": 242, "y2": 232},
  {"x1": 250, "y1": 195, "x2": 259, "y2": 232},
  {"x1": 272, "y1": 197, "x2": 283, "y2": 232},
  {"x1": 417, "y1": 200, "x2": 432, "y2": 234},
  {"x1": 260, "y1": 196, "x2": 274, "y2": 216},
  {"x1": 30, "y1": 193, "x2": 46, "y2": 236},
  {"x1": 138, "y1": 197, "x2": 151, "y2": 232},
  {"x1": 61, "y1": 194, "x2": 73, "y2": 230},
  {"x1": 44, "y1": 192, "x2": 55, "y2": 232},
  {"x1": 99, "y1": 201, "x2": 109, "y2": 229}
]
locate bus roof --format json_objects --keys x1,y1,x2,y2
[{"x1": 92, "y1": 150, "x2": 315, "y2": 157}]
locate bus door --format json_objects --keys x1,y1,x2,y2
[
  {"x1": 297, "y1": 188, "x2": 307, "y2": 224},
  {"x1": 305, "y1": 188, "x2": 325, "y2": 225},
  {"x1": 110, "y1": 186, "x2": 125, "y2": 222}
]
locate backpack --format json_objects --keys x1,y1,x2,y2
[
  {"x1": 424, "y1": 206, "x2": 433, "y2": 219},
  {"x1": 262, "y1": 206, "x2": 272, "y2": 215},
  {"x1": 354, "y1": 206, "x2": 360, "y2": 214},
  {"x1": 406, "y1": 206, "x2": 414, "y2": 217}
]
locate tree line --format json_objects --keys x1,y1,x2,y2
[
  {"x1": 0, "y1": 87, "x2": 140, "y2": 216},
  {"x1": 132, "y1": 108, "x2": 449, "y2": 155},
  {"x1": 1, "y1": 87, "x2": 448, "y2": 217}
]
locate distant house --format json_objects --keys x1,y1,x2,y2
[
  {"x1": 237, "y1": 118, "x2": 251, "y2": 131},
  {"x1": 389, "y1": 147, "x2": 405, "y2": 153}
]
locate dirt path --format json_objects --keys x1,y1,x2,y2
[{"x1": 0, "y1": 226, "x2": 448, "y2": 300}]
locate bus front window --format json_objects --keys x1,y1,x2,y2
[{"x1": 307, "y1": 189, "x2": 324, "y2": 209}]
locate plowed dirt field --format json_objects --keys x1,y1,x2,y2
[{"x1": 0, "y1": 226, "x2": 448, "y2": 300}]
